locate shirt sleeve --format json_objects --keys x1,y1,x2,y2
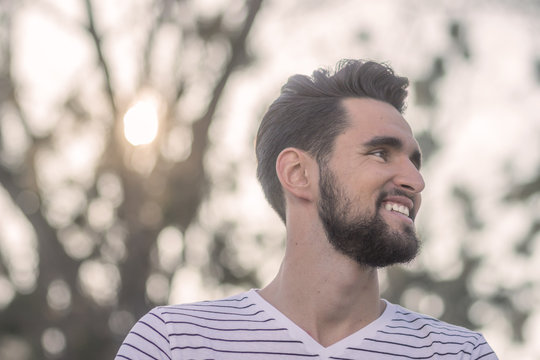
[
  {"x1": 115, "y1": 307, "x2": 173, "y2": 360},
  {"x1": 471, "y1": 334, "x2": 499, "y2": 360}
]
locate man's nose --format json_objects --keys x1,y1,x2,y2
[{"x1": 394, "y1": 159, "x2": 425, "y2": 194}]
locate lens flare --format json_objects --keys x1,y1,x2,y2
[{"x1": 123, "y1": 100, "x2": 159, "y2": 146}]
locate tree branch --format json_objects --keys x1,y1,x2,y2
[
  {"x1": 190, "y1": 0, "x2": 263, "y2": 158},
  {"x1": 84, "y1": 0, "x2": 117, "y2": 115}
]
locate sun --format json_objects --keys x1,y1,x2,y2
[{"x1": 123, "y1": 99, "x2": 159, "y2": 146}]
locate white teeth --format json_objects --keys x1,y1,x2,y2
[
  {"x1": 400, "y1": 206, "x2": 410, "y2": 217},
  {"x1": 384, "y1": 202, "x2": 410, "y2": 217}
]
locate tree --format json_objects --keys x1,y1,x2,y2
[{"x1": 0, "y1": 0, "x2": 263, "y2": 358}]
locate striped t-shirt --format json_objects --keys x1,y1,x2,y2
[{"x1": 115, "y1": 289, "x2": 498, "y2": 359}]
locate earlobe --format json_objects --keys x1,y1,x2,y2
[{"x1": 276, "y1": 148, "x2": 316, "y2": 202}]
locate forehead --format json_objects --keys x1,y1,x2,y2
[{"x1": 339, "y1": 97, "x2": 418, "y2": 148}]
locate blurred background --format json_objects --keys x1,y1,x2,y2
[{"x1": 0, "y1": 0, "x2": 539, "y2": 358}]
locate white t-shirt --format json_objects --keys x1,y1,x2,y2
[{"x1": 115, "y1": 289, "x2": 498, "y2": 359}]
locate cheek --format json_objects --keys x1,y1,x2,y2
[
  {"x1": 350, "y1": 175, "x2": 392, "y2": 210},
  {"x1": 347, "y1": 181, "x2": 384, "y2": 211},
  {"x1": 334, "y1": 164, "x2": 392, "y2": 204},
  {"x1": 352, "y1": 171, "x2": 391, "y2": 195}
]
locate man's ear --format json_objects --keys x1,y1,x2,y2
[{"x1": 276, "y1": 148, "x2": 317, "y2": 202}]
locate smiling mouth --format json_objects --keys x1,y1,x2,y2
[{"x1": 383, "y1": 202, "x2": 410, "y2": 218}]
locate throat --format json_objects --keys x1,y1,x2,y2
[
  {"x1": 305, "y1": 298, "x2": 387, "y2": 348},
  {"x1": 259, "y1": 265, "x2": 383, "y2": 348}
]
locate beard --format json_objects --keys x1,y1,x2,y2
[{"x1": 317, "y1": 164, "x2": 420, "y2": 268}]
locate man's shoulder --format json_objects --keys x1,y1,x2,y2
[
  {"x1": 115, "y1": 291, "x2": 269, "y2": 359},
  {"x1": 388, "y1": 302, "x2": 482, "y2": 338},
  {"x1": 162, "y1": 290, "x2": 253, "y2": 308},
  {"x1": 378, "y1": 302, "x2": 498, "y2": 359},
  {"x1": 151, "y1": 290, "x2": 257, "y2": 322}
]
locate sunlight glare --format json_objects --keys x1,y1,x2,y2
[{"x1": 123, "y1": 100, "x2": 159, "y2": 146}]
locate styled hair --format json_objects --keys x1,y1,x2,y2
[{"x1": 255, "y1": 59, "x2": 409, "y2": 222}]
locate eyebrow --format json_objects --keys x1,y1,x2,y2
[{"x1": 363, "y1": 136, "x2": 422, "y2": 169}]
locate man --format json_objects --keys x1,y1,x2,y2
[{"x1": 115, "y1": 59, "x2": 498, "y2": 359}]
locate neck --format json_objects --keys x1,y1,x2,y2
[{"x1": 259, "y1": 222, "x2": 384, "y2": 347}]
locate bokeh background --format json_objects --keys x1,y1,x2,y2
[{"x1": 0, "y1": 0, "x2": 539, "y2": 358}]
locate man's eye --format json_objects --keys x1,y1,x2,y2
[{"x1": 370, "y1": 150, "x2": 387, "y2": 159}]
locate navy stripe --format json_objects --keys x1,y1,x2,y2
[
  {"x1": 164, "y1": 320, "x2": 288, "y2": 332},
  {"x1": 393, "y1": 314, "x2": 439, "y2": 323},
  {"x1": 202, "y1": 296, "x2": 249, "y2": 303},
  {"x1": 386, "y1": 322, "x2": 479, "y2": 336},
  {"x1": 166, "y1": 296, "x2": 250, "y2": 311},
  {"x1": 347, "y1": 347, "x2": 472, "y2": 359},
  {"x1": 391, "y1": 317, "x2": 476, "y2": 332},
  {"x1": 170, "y1": 332, "x2": 304, "y2": 344},
  {"x1": 378, "y1": 329, "x2": 479, "y2": 340},
  {"x1": 395, "y1": 309, "x2": 437, "y2": 319},
  {"x1": 473, "y1": 340, "x2": 488, "y2": 350},
  {"x1": 122, "y1": 343, "x2": 161, "y2": 360},
  {"x1": 392, "y1": 311, "x2": 480, "y2": 334},
  {"x1": 162, "y1": 310, "x2": 273, "y2": 323},
  {"x1": 171, "y1": 345, "x2": 318, "y2": 357},
  {"x1": 148, "y1": 311, "x2": 165, "y2": 324},
  {"x1": 130, "y1": 331, "x2": 172, "y2": 360},
  {"x1": 364, "y1": 337, "x2": 475, "y2": 349},
  {"x1": 115, "y1": 356, "x2": 131, "y2": 360},
  {"x1": 476, "y1": 350, "x2": 496, "y2": 359},
  {"x1": 148, "y1": 312, "x2": 166, "y2": 324},
  {"x1": 168, "y1": 308, "x2": 265, "y2": 317},
  {"x1": 186, "y1": 303, "x2": 256, "y2": 310},
  {"x1": 139, "y1": 319, "x2": 170, "y2": 343}
]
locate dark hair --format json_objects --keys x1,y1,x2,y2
[{"x1": 255, "y1": 59, "x2": 409, "y2": 222}]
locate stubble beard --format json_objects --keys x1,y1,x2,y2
[{"x1": 317, "y1": 164, "x2": 420, "y2": 268}]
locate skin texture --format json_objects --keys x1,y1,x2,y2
[
  {"x1": 317, "y1": 162, "x2": 421, "y2": 268},
  {"x1": 259, "y1": 97, "x2": 425, "y2": 347},
  {"x1": 317, "y1": 97, "x2": 424, "y2": 267}
]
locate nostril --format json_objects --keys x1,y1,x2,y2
[{"x1": 400, "y1": 184, "x2": 415, "y2": 191}]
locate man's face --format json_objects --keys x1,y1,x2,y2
[{"x1": 317, "y1": 98, "x2": 425, "y2": 267}]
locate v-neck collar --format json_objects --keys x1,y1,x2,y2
[{"x1": 248, "y1": 289, "x2": 396, "y2": 359}]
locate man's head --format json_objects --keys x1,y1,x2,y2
[
  {"x1": 316, "y1": 97, "x2": 424, "y2": 267},
  {"x1": 255, "y1": 59, "x2": 409, "y2": 222},
  {"x1": 255, "y1": 59, "x2": 425, "y2": 267}
]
